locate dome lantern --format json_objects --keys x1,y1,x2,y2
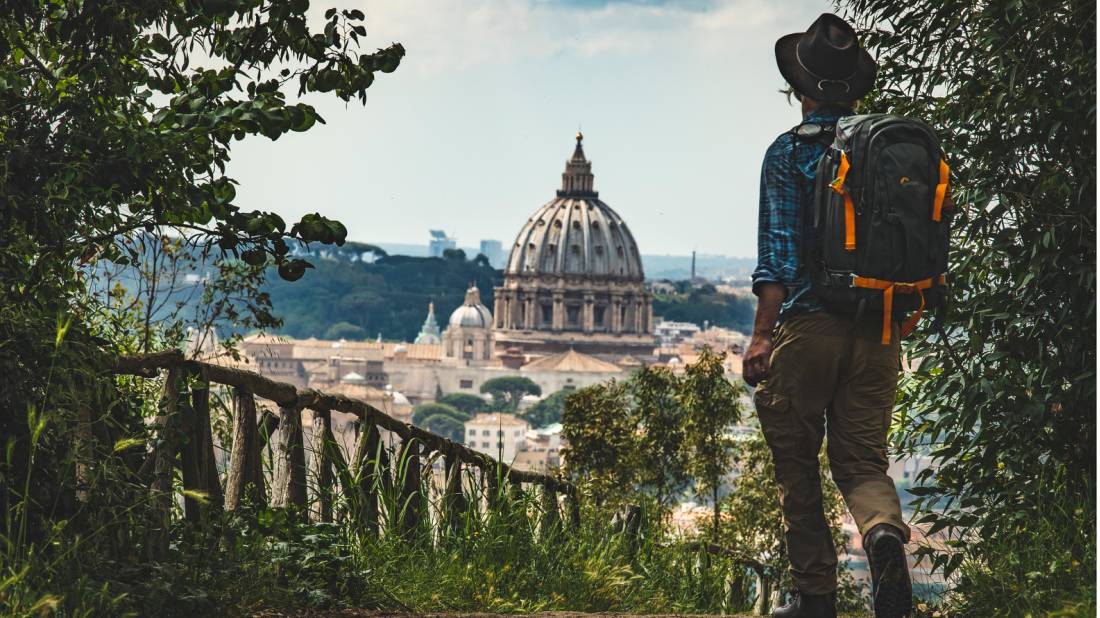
[{"x1": 559, "y1": 131, "x2": 597, "y2": 198}]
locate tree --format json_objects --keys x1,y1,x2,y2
[
  {"x1": 419, "y1": 414, "x2": 466, "y2": 444},
  {"x1": 680, "y1": 347, "x2": 745, "y2": 542},
  {"x1": 323, "y1": 321, "x2": 366, "y2": 340},
  {"x1": 480, "y1": 376, "x2": 542, "y2": 412},
  {"x1": 438, "y1": 393, "x2": 490, "y2": 417},
  {"x1": 631, "y1": 367, "x2": 690, "y2": 511},
  {"x1": 843, "y1": 0, "x2": 1095, "y2": 611},
  {"x1": 411, "y1": 402, "x2": 469, "y2": 428},
  {"x1": 0, "y1": 0, "x2": 403, "y2": 535},
  {"x1": 560, "y1": 381, "x2": 638, "y2": 506},
  {"x1": 520, "y1": 389, "x2": 569, "y2": 428}
]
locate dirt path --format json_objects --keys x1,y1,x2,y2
[{"x1": 265, "y1": 607, "x2": 752, "y2": 611}]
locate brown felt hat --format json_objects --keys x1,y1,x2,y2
[{"x1": 775, "y1": 13, "x2": 876, "y2": 103}]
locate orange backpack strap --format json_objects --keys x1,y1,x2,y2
[
  {"x1": 932, "y1": 158, "x2": 950, "y2": 222},
  {"x1": 852, "y1": 275, "x2": 940, "y2": 344},
  {"x1": 829, "y1": 152, "x2": 856, "y2": 252}
]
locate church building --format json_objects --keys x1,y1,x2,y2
[{"x1": 492, "y1": 133, "x2": 655, "y2": 358}]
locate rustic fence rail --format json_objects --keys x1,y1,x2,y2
[{"x1": 111, "y1": 349, "x2": 579, "y2": 556}]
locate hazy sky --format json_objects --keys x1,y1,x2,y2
[{"x1": 228, "y1": 0, "x2": 835, "y2": 257}]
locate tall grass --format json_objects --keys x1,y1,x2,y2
[{"x1": 0, "y1": 404, "x2": 765, "y2": 617}]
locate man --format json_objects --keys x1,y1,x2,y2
[{"x1": 744, "y1": 13, "x2": 913, "y2": 618}]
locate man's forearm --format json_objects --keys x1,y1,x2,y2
[
  {"x1": 743, "y1": 282, "x2": 785, "y2": 386},
  {"x1": 752, "y1": 282, "x2": 785, "y2": 339}
]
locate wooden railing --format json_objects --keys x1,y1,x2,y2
[{"x1": 111, "y1": 349, "x2": 579, "y2": 558}]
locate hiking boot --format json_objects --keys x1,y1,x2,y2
[
  {"x1": 772, "y1": 590, "x2": 837, "y2": 618},
  {"x1": 864, "y1": 523, "x2": 913, "y2": 617}
]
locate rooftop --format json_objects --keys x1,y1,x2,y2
[
  {"x1": 521, "y1": 348, "x2": 623, "y2": 373},
  {"x1": 465, "y1": 412, "x2": 528, "y2": 427}
]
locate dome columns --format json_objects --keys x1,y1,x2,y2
[
  {"x1": 582, "y1": 292, "x2": 595, "y2": 334},
  {"x1": 552, "y1": 290, "x2": 565, "y2": 331}
]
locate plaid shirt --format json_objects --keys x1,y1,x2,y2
[{"x1": 751, "y1": 108, "x2": 848, "y2": 320}]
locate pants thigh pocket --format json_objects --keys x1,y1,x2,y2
[{"x1": 754, "y1": 388, "x2": 796, "y2": 454}]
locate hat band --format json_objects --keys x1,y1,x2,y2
[{"x1": 795, "y1": 44, "x2": 859, "y2": 88}]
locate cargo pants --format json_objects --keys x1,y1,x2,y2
[{"x1": 753, "y1": 311, "x2": 911, "y2": 595}]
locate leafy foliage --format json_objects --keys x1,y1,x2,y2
[
  {"x1": 630, "y1": 367, "x2": 691, "y2": 510},
  {"x1": 519, "y1": 389, "x2": 569, "y2": 429},
  {"x1": 480, "y1": 376, "x2": 542, "y2": 412},
  {"x1": 842, "y1": 0, "x2": 1095, "y2": 612},
  {"x1": 562, "y1": 358, "x2": 741, "y2": 519},
  {"x1": 323, "y1": 321, "x2": 367, "y2": 340},
  {"x1": 561, "y1": 381, "x2": 638, "y2": 506},
  {"x1": 411, "y1": 402, "x2": 470, "y2": 442},
  {"x1": 0, "y1": 0, "x2": 403, "y2": 612},
  {"x1": 264, "y1": 252, "x2": 501, "y2": 342},
  {"x1": 437, "y1": 393, "x2": 491, "y2": 417},
  {"x1": 652, "y1": 283, "x2": 756, "y2": 334},
  {"x1": 680, "y1": 348, "x2": 746, "y2": 540}
]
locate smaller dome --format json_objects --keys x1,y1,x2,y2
[
  {"x1": 394, "y1": 344, "x2": 408, "y2": 353},
  {"x1": 449, "y1": 285, "x2": 493, "y2": 328},
  {"x1": 341, "y1": 371, "x2": 366, "y2": 384}
]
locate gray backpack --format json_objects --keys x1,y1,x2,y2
[{"x1": 805, "y1": 114, "x2": 952, "y2": 344}]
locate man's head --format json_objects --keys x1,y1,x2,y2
[
  {"x1": 781, "y1": 83, "x2": 857, "y2": 116},
  {"x1": 775, "y1": 13, "x2": 876, "y2": 106}
]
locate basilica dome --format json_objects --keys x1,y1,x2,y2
[
  {"x1": 505, "y1": 176, "x2": 644, "y2": 281},
  {"x1": 492, "y1": 133, "x2": 655, "y2": 359}
]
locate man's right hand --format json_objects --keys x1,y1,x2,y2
[
  {"x1": 744, "y1": 281, "x2": 785, "y2": 387},
  {"x1": 743, "y1": 334, "x2": 773, "y2": 387}
]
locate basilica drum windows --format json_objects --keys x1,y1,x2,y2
[
  {"x1": 566, "y1": 305, "x2": 580, "y2": 326},
  {"x1": 594, "y1": 305, "x2": 606, "y2": 328},
  {"x1": 541, "y1": 303, "x2": 553, "y2": 325}
]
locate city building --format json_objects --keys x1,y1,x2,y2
[
  {"x1": 492, "y1": 133, "x2": 656, "y2": 359},
  {"x1": 428, "y1": 229, "x2": 457, "y2": 257},
  {"x1": 654, "y1": 320, "x2": 702, "y2": 346},
  {"x1": 478, "y1": 239, "x2": 504, "y2": 268},
  {"x1": 464, "y1": 413, "x2": 529, "y2": 464},
  {"x1": 442, "y1": 285, "x2": 494, "y2": 361},
  {"x1": 514, "y1": 423, "x2": 563, "y2": 473}
]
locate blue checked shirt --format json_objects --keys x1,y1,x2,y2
[{"x1": 751, "y1": 108, "x2": 849, "y2": 320}]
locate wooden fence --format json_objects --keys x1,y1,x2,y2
[{"x1": 111, "y1": 349, "x2": 579, "y2": 558}]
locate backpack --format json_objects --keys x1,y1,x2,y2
[{"x1": 803, "y1": 114, "x2": 951, "y2": 345}]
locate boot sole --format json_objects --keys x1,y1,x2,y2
[{"x1": 870, "y1": 533, "x2": 912, "y2": 618}]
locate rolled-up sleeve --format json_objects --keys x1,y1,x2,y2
[{"x1": 751, "y1": 136, "x2": 801, "y2": 298}]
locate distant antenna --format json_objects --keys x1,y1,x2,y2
[{"x1": 691, "y1": 250, "x2": 696, "y2": 280}]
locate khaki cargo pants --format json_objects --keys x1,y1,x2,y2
[{"x1": 753, "y1": 311, "x2": 911, "y2": 595}]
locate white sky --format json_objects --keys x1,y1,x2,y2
[{"x1": 228, "y1": 0, "x2": 835, "y2": 257}]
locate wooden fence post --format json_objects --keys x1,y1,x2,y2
[
  {"x1": 565, "y1": 487, "x2": 581, "y2": 530},
  {"x1": 271, "y1": 405, "x2": 307, "y2": 511},
  {"x1": 224, "y1": 388, "x2": 265, "y2": 510},
  {"x1": 443, "y1": 450, "x2": 466, "y2": 535},
  {"x1": 149, "y1": 365, "x2": 185, "y2": 560},
  {"x1": 308, "y1": 409, "x2": 334, "y2": 522},
  {"x1": 352, "y1": 422, "x2": 381, "y2": 536},
  {"x1": 397, "y1": 437, "x2": 421, "y2": 540},
  {"x1": 539, "y1": 484, "x2": 561, "y2": 538},
  {"x1": 179, "y1": 382, "x2": 202, "y2": 525},
  {"x1": 191, "y1": 382, "x2": 223, "y2": 515}
]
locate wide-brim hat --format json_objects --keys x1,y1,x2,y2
[{"x1": 775, "y1": 13, "x2": 876, "y2": 103}]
